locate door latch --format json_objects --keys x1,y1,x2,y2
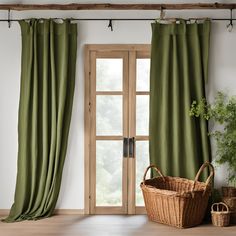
[
  {"x1": 123, "y1": 137, "x2": 135, "y2": 158},
  {"x1": 123, "y1": 138, "x2": 129, "y2": 158},
  {"x1": 129, "y1": 137, "x2": 135, "y2": 158}
]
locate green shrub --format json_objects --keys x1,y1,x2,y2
[{"x1": 190, "y1": 92, "x2": 236, "y2": 186}]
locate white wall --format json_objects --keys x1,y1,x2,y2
[{"x1": 0, "y1": 0, "x2": 236, "y2": 209}]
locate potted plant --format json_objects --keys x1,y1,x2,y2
[{"x1": 189, "y1": 92, "x2": 236, "y2": 198}]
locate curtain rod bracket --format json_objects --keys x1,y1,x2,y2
[
  {"x1": 160, "y1": 6, "x2": 166, "y2": 20},
  {"x1": 108, "y1": 19, "x2": 113, "y2": 31},
  {"x1": 8, "y1": 9, "x2": 11, "y2": 28},
  {"x1": 227, "y1": 9, "x2": 233, "y2": 32}
]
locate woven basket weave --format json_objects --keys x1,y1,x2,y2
[
  {"x1": 223, "y1": 197, "x2": 236, "y2": 211},
  {"x1": 140, "y1": 162, "x2": 214, "y2": 228},
  {"x1": 222, "y1": 187, "x2": 236, "y2": 197},
  {"x1": 231, "y1": 211, "x2": 236, "y2": 224},
  {"x1": 211, "y1": 202, "x2": 230, "y2": 227}
]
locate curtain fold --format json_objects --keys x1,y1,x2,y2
[
  {"x1": 3, "y1": 19, "x2": 77, "y2": 222},
  {"x1": 149, "y1": 21, "x2": 211, "y2": 180}
]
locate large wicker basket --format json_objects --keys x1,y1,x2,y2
[{"x1": 140, "y1": 162, "x2": 214, "y2": 228}]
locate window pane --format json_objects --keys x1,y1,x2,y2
[
  {"x1": 136, "y1": 141, "x2": 150, "y2": 206},
  {"x1": 96, "y1": 95, "x2": 122, "y2": 136},
  {"x1": 96, "y1": 141, "x2": 123, "y2": 206},
  {"x1": 136, "y1": 59, "x2": 150, "y2": 91},
  {"x1": 136, "y1": 95, "x2": 149, "y2": 136},
  {"x1": 96, "y1": 59, "x2": 123, "y2": 91}
]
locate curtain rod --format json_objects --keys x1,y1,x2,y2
[
  {"x1": 0, "y1": 3, "x2": 236, "y2": 11},
  {"x1": 1, "y1": 18, "x2": 234, "y2": 31}
]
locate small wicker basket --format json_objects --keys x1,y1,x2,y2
[{"x1": 211, "y1": 202, "x2": 230, "y2": 227}]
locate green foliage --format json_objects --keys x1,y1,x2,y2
[{"x1": 190, "y1": 92, "x2": 236, "y2": 186}]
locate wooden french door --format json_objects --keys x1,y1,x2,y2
[{"x1": 85, "y1": 45, "x2": 150, "y2": 214}]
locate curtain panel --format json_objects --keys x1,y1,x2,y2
[
  {"x1": 4, "y1": 19, "x2": 77, "y2": 222},
  {"x1": 149, "y1": 20, "x2": 211, "y2": 180}
]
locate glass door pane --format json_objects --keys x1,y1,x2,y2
[
  {"x1": 96, "y1": 95, "x2": 122, "y2": 136},
  {"x1": 136, "y1": 59, "x2": 150, "y2": 91},
  {"x1": 96, "y1": 140, "x2": 123, "y2": 206},
  {"x1": 136, "y1": 95, "x2": 149, "y2": 136},
  {"x1": 135, "y1": 141, "x2": 149, "y2": 206},
  {"x1": 96, "y1": 59, "x2": 123, "y2": 91}
]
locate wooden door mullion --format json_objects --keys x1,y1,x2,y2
[
  {"x1": 127, "y1": 51, "x2": 137, "y2": 214},
  {"x1": 90, "y1": 51, "x2": 97, "y2": 214},
  {"x1": 122, "y1": 52, "x2": 129, "y2": 213}
]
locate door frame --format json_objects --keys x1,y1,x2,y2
[{"x1": 84, "y1": 44, "x2": 150, "y2": 214}]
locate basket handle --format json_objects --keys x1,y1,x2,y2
[
  {"x1": 211, "y1": 202, "x2": 229, "y2": 213},
  {"x1": 190, "y1": 162, "x2": 214, "y2": 197},
  {"x1": 194, "y1": 162, "x2": 215, "y2": 186},
  {"x1": 143, "y1": 165, "x2": 165, "y2": 184}
]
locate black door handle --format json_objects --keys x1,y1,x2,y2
[
  {"x1": 123, "y1": 138, "x2": 128, "y2": 157},
  {"x1": 129, "y1": 137, "x2": 135, "y2": 158}
]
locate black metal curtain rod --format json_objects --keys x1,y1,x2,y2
[{"x1": 1, "y1": 17, "x2": 235, "y2": 30}]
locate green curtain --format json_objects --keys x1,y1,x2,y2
[
  {"x1": 3, "y1": 19, "x2": 77, "y2": 222},
  {"x1": 149, "y1": 20, "x2": 211, "y2": 180}
]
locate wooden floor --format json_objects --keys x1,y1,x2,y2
[{"x1": 0, "y1": 215, "x2": 236, "y2": 236}]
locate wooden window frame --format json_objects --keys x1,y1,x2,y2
[{"x1": 84, "y1": 44, "x2": 150, "y2": 214}]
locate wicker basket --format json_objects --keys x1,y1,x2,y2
[
  {"x1": 140, "y1": 162, "x2": 214, "y2": 228},
  {"x1": 222, "y1": 187, "x2": 236, "y2": 197},
  {"x1": 211, "y1": 202, "x2": 230, "y2": 227},
  {"x1": 223, "y1": 197, "x2": 236, "y2": 211}
]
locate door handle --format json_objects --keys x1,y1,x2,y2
[
  {"x1": 123, "y1": 138, "x2": 129, "y2": 158},
  {"x1": 129, "y1": 137, "x2": 135, "y2": 158}
]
